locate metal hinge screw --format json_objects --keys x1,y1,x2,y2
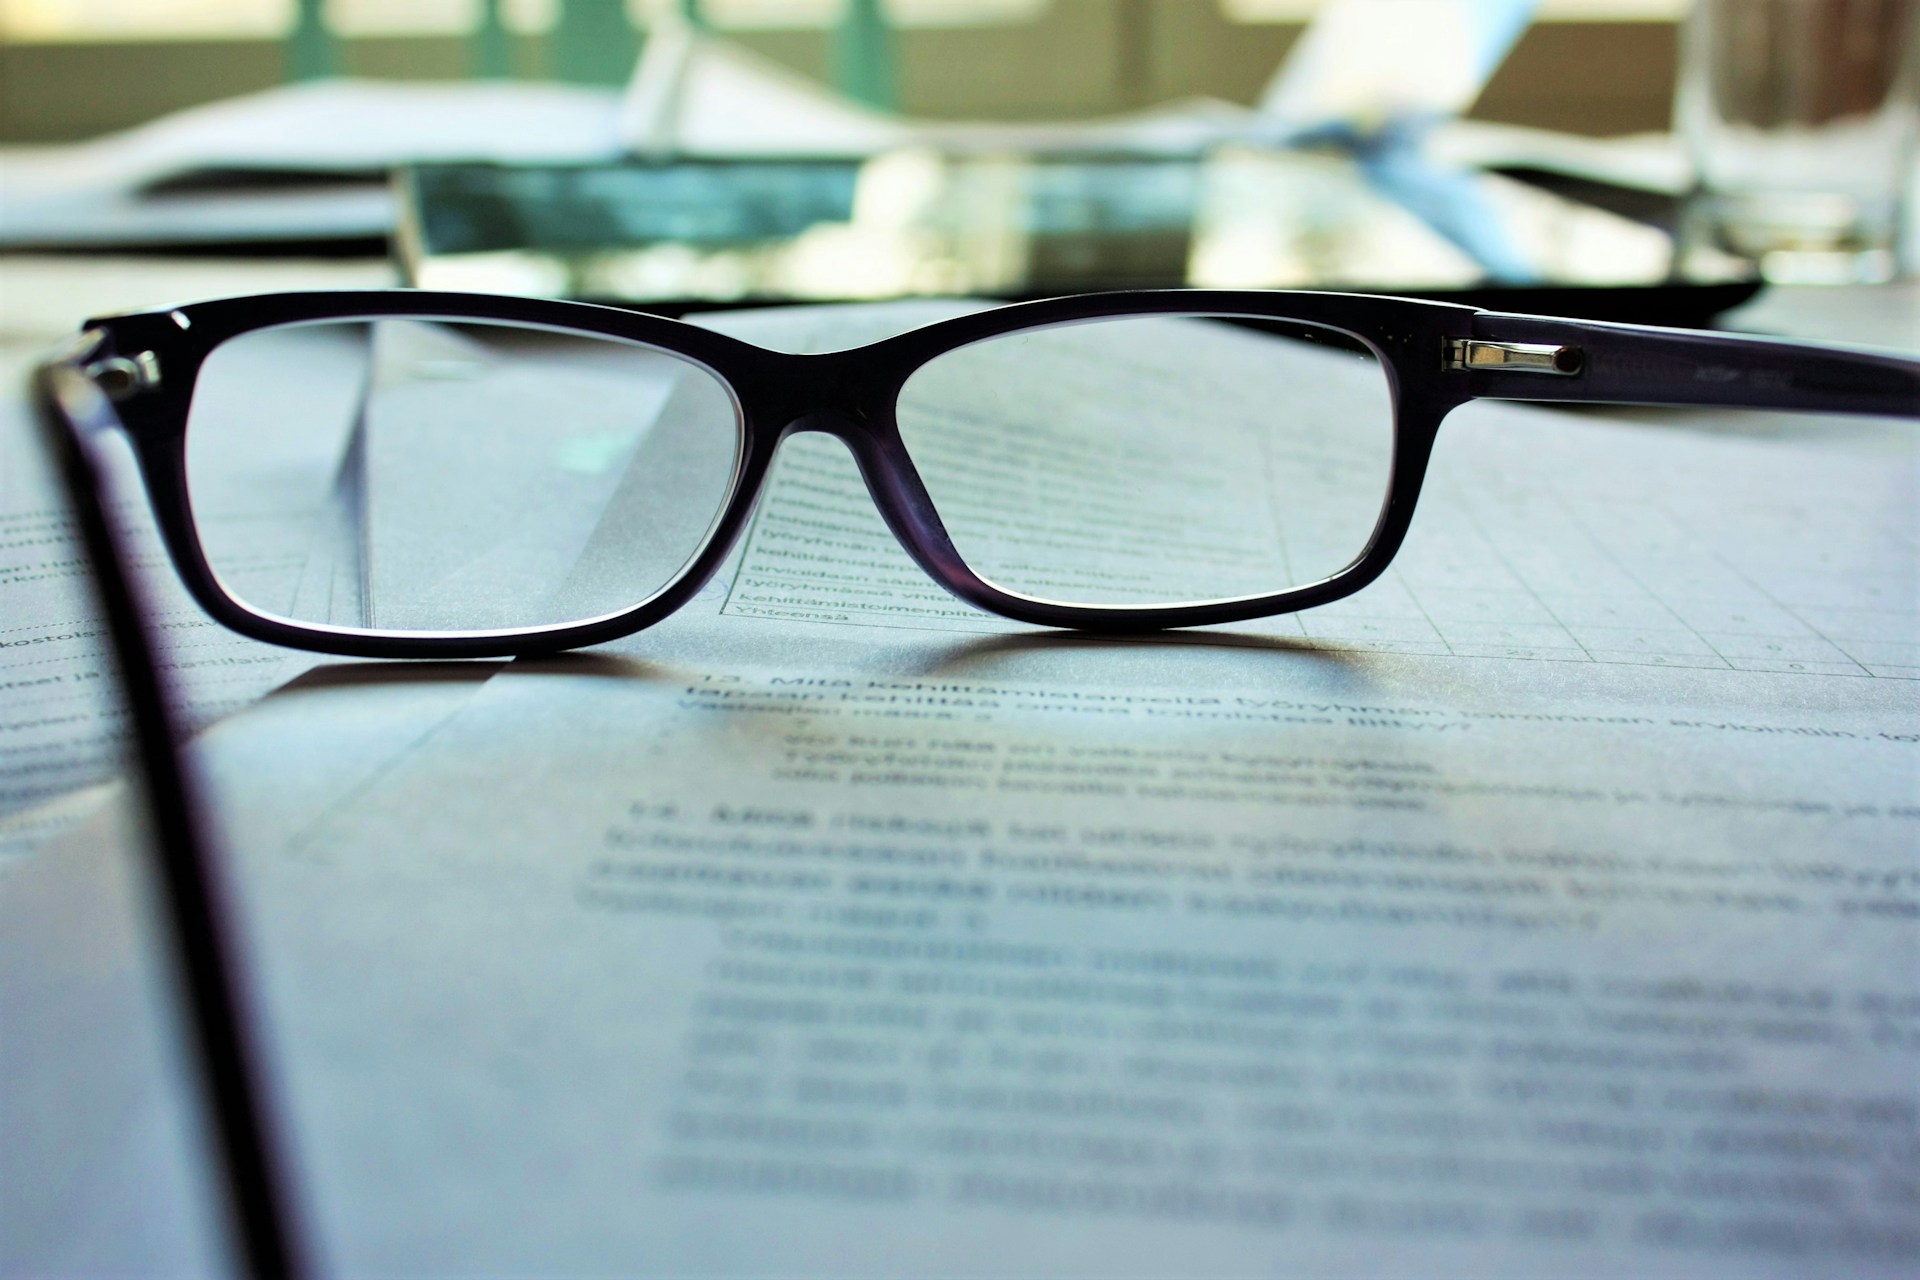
[{"x1": 84, "y1": 350, "x2": 162, "y2": 401}]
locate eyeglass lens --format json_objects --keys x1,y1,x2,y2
[
  {"x1": 897, "y1": 315, "x2": 1395, "y2": 608},
  {"x1": 184, "y1": 318, "x2": 743, "y2": 634}
]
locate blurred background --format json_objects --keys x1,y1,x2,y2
[
  {"x1": 3, "y1": 1, "x2": 1912, "y2": 309},
  {"x1": 0, "y1": 0, "x2": 1683, "y2": 142}
]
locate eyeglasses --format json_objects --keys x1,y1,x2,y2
[{"x1": 34, "y1": 289, "x2": 1920, "y2": 659}]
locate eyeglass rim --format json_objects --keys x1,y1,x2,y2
[{"x1": 48, "y1": 287, "x2": 1920, "y2": 659}]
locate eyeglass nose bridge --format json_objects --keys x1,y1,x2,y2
[{"x1": 772, "y1": 405, "x2": 1001, "y2": 613}]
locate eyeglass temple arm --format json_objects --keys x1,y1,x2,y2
[
  {"x1": 29, "y1": 345, "x2": 310, "y2": 1280},
  {"x1": 1461, "y1": 312, "x2": 1920, "y2": 420}
]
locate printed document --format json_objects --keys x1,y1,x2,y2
[
  {"x1": 0, "y1": 351, "x2": 309, "y2": 854},
  {"x1": 0, "y1": 257, "x2": 393, "y2": 855},
  {"x1": 2, "y1": 300, "x2": 1915, "y2": 1276}
]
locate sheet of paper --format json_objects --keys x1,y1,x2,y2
[
  {"x1": 217, "y1": 645, "x2": 1918, "y2": 1277},
  {"x1": 0, "y1": 790, "x2": 227, "y2": 1278},
  {"x1": 6, "y1": 297, "x2": 1916, "y2": 1275},
  {"x1": 0, "y1": 80, "x2": 625, "y2": 249},
  {"x1": 356, "y1": 319, "x2": 708, "y2": 633},
  {"x1": 0, "y1": 670, "x2": 501, "y2": 1277},
  {"x1": 0, "y1": 350, "x2": 311, "y2": 856},
  {"x1": 0, "y1": 258, "x2": 400, "y2": 858}
]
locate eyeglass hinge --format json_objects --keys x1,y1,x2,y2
[
  {"x1": 84, "y1": 351, "x2": 162, "y2": 401},
  {"x1": 1445, "y1": 339, "x2": 1584, "y2": 376}
]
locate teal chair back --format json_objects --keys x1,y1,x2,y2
[
  {"x1": 835, "y1": 0, "x2": 899, "y2": 110},
  {"x1": 473, "y1": 0, "x2": 513, "y2": 78},
  {"x1": 286, "y1": 0, "x2": 334, "y2": 81},
  {"x1": 549, "y1": 0, "x2": 643, "y2": 85}
]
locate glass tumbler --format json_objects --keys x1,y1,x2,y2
[{"x1": 1677, "y1": 0, "x2": 1919, "y2": 283}]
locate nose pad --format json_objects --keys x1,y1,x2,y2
[{"x1": 773, "y1": 412, "x2": 995, "y2": 610}]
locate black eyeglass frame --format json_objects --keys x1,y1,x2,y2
[
  {"x1": 41, "y1": 288, "x2": 1920, "y2": 660},
  {"x1": 31, "y1": 347, "x2": 310, "y2": 1278}
]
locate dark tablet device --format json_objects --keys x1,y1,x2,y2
[{"x1": 396, "y1": 154, "x2": 1760, "y2": 327}]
